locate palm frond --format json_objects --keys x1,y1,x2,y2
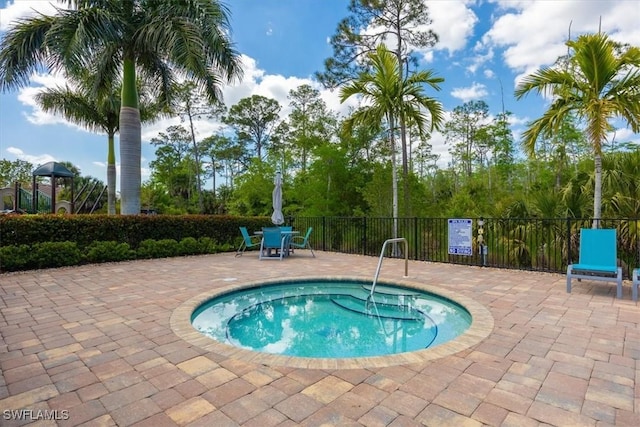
[{"x1": 0, "y1": 14, "x2": 56, "y2": 91}]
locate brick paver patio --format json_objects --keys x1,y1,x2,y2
[{"x1": 1, "y1": 251, "x2": 638, "y2": 426}]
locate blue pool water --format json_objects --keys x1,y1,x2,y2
[{"x1": 191, "y1": 279, "x2": 471, "y2": 358}]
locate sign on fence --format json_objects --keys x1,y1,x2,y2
[{"x1": 448, "y1": 219, "x2": 473, "y2": 256}]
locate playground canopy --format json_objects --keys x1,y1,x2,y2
[
  {"x1": 33, "y1": 162, "x2": 75, "y2": 178},
  {"x1": 32, "y1": 161, "x2": 75, "y2": 213}
]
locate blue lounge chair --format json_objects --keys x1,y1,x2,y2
[
  {"x1": 236, "y1": 227, "x2": 261, "y2": 257},
  {"x1": 259, "y1": 228, "x2": 288, "y2": 260},
  {"x1": 290, "y1": 227, "x2": 315, "y2": 257},
  {"x1": 633, "y1": 268, "x2": 639, "y2": 302},
  {"x1": 566, "y1": 228, "x2": 622, "y2": 298}
]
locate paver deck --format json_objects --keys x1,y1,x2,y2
[{"x1": 1, "y1": 251, "x2": 638, "y2": 426}]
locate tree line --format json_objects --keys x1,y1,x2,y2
[{"x1": 0, "y1": 0, "x2": 638, "y2": 222}]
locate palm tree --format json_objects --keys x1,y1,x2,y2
[
  {"x1": 340, "y1": 44, "x2": 444, "y2": 242},
  {"x1": 515, "y1": 32, "x2": 640, "y2": 227},
  {"x1": 0, "y1": 0, "x2": 242, "y2": 214},
  {"x1": 34, "y1": 71, "x2": 160, "y2": 214}
]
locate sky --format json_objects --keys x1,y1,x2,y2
[{"x1": 0, "y1": 0, "x2": 639, "y2": 190}]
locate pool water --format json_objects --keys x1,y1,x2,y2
[{"x1": 191, "y1": 280, "x2": 471, "y2": 358}]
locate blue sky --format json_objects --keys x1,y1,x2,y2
[{"x1": 1, "y1": 0, "x2": 639, "y2": 189}]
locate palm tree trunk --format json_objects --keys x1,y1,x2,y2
[
  {"x1": 107, "y1": 132, "x2": 116, "y2": 215},
  {"x1": 120, "y1": 106, "x2": 141, "y2": 215},
  {"x1": 389, "y1": 118, "x2": 400, "y2": 257},
  {"x1": 396, "y1": 44, "x2": 410, "y2": 217},
  {"x1": 119, "y1": 58, "x2": 141, "y2": 215},
  {"x1": 592, "y1": 153, "x2": 602, "y2": 228}
]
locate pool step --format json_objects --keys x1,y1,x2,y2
[
  {"x1": 362, "y1": 284, "x2": 422, "y2": 297},
  {"x1": 331, "y1": 295, "x2": 423, "y2": 321}
]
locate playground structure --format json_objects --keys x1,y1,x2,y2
[
  {"x1": 0, "y1": 184, "x2": 70, "y2": 214},
  {"x1": 1, "y1": 161, "x2": 106, "y2": 214}
]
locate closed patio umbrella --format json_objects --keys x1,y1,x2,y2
[{"x1": 271, "y1": 172, "x2": 284, "y2": 225}]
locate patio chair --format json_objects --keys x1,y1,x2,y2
[
  {"x1": 259, "y1": 228, "x2": 288, "y2": 260},
  {"x1": 566, "y1": 228, "x2": 622, "y2": 298},
  {"x1": 236, "y1": 226, "x2": 261, "y2": 257},
  {"x1": 290, "y1": 227, "x2": 315, "y2": 257},
  {"x1": 633, "y1": 268, "x2": 639, "y2": 302}
]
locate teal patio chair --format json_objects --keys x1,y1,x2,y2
[
  {"x1": 566, "y1": 228, "x2": 622, "y2": 298},
  {"x1": 279, "y1": 226, "x2": 293, "y2": 253},
  {"x1": 259, "y1": 228, "x2": 288, "y2": 260},
  {"x1": 236, "y1": 227, "x2": 261, "y2": 257},
  {"x1": 290, "y1": 227, "x2": 315, "y2": 257},
  {"x1": 633, "y1": 268, "x2": 639, "y2": 302}
]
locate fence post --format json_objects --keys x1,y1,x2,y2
[
  {"x1": 363, "y1": 217, "x2": 367, "y2": 256},
  {"x1": 566, "y1": 217, "x2": 571, "y2": 265},
  {"x1": 322, "y1": 216, "x2": 326, "y2": 252},
  {"x1": 413, "y1": 217, "x2": 418, "y2": 260}
]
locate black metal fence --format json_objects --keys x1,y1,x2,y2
[{"x1": 289, "y1": 216, "x2": 640, "y2": 279}]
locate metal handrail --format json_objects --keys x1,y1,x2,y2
[{"x1": 370, "y1": 238, "x2": 409, "y2": 298}]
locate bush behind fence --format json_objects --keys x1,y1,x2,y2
[
  {"x1": 1, "y1": 215, "x2": 638, "y2": 276},
  {"x1": 290, "y1": 217, "x2": 640, "y2": 279}
]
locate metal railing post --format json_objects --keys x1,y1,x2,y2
[{"x1": 370, "y1": 237, "x2": 409, "y2": 298}]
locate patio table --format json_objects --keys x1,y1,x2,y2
[{"x1": 256, "y1": 229, "x2": 299, "y2": 257}]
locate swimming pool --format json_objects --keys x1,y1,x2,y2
[{"x1": 191, "y1": 279, "x2": 472, "y2": 359}]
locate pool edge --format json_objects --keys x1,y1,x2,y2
[{"x1": 170, "y1": 275, "x2": 494, "y2": 369}]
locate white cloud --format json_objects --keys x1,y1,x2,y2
[
  {"x1": 0, "y1": 0, "x2": 58, "y2": 31},
  {"x1": 141, "y1": 53, "x2": 354, "y2": 142},
  {"x1": 18, "y1": 72, "x2": 77, "y2": 127},
  {"x1": 9, "y1": 50, "x2": 349, "y2": 145},
  {"x1": 6, "y1": 146, "x2": 56, "y2": 166},
  {"x1": 219, "y1": 54, "x2": 354, "y2": 120},
  {"x1": 609, "y1": 127, "x2": 640, "y2": 146},
  {"x1": 483, "y1": 0, "x2": 640, "y2": 85},
  {"x1": 426, "y1": 0, "x2": 478, "y2": 54},
  {"x1": 451, "y1": 82, "x2": 488, "y2": 102}
]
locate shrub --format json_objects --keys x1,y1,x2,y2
[
  {"x1": 86, "y1": 241, "x2": 135, "y2": 263},
  {"x1": 0, "y1": 244, "x2": 33, "y2": 271},
  {"x1": 178, "y1": 237, "x2": 202, "y2": 255},
  {"x1": 136, "y1": 239, "x2": 180, "y2": 259},
  {"x1": 198, "y1": 237, "x2": 219, "y2": 254},
  {"x1": 32, "y1": 241, "x2": 83, "y2": 268}
]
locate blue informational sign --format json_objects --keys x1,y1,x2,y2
[{"x1": 448, "y1": 219, "x2": 473, "y2": 256}]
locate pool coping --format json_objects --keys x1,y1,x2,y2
[{"x1": 170, "y1": 275, "x2": 494, "y2": 369}]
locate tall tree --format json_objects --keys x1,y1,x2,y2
[
  {"x1": 286, "y1": 84, "x2": 336, "y2": 173},
  {"x1": 318, "y1": 0, "x2": 439, "y2": 215},
  {"x1": 515, "y1": 32, "x2": 640, "y2": 226},
  {"x1": 200, "y1": 134, "x2": 226, "y2": 197},
  {"x1": 443, "y1": 100, "x2": 490, "y2": 179},
  {"x1": 340, "y1": 45, "x2": 444, "y2": 242},
  {"x1": 170, "y1": 81, "x2": 226, "y2": 213},
  {"x1": 485, "y1": 111, "x2": 516, "y2": 191},
  {"x1": 202, "y1": 134, "x2": 249, "y2": 190},
  {"x1": 0, "y1": 0, "x2": 242, "y2": 214},
  {"x1": 0, "y1": 159, "x2": 33, "y2": 188},
  {"x1": 149, "y1": 125, "x2": 195, "y2": 208},
  {"x1": 223, "y1": 95, "x2": 281, "y2": 160},
  {"x1": 34, "y1": 70, "x2": 159, "y2": 214},
  {"x1": 531, "y1": 114, "x2": 587, "y2": 191}
]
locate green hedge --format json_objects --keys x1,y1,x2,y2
[
  {"x1": 0, "y1": 214, "x2": 272, "y2": 248},
  {"x1": 0, "y1": 237, "x2": 235, "y2": 272},
  {"x1": 0, "y1": 214, "x2": 273, "y2": 272}
]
